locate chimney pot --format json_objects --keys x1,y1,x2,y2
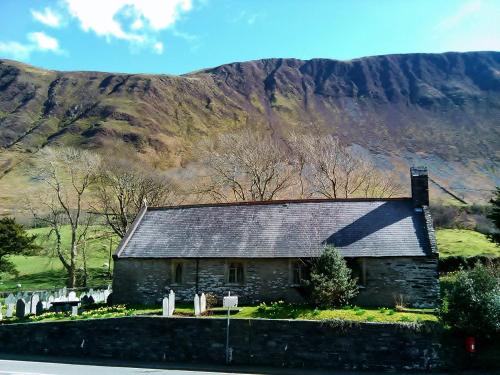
[{"x1": 410, "y1": 166, "x2": 429, "y2": 207}]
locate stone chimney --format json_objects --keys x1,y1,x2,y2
[{"x1": 410, "y1": 166, "x2": 429, "y2": 207}]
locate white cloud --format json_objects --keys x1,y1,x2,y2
[
  {"x1": 0, "y1": 41, "x2": 32, "y2": 60},
  {"x1": 63, "y1": 0, "x2": 193, "y2": 52},
  {"x1": 28, "y1": 32, "x2": 60, "y2": 51},
  {"x1": 0, "y1": 32, "x2": 61, "y2": 60},
  {"x1": 231, "y1": 10, "x2": 265, "y2": 26},
  {"x1": 437, "y1": 0, "x2": 482, "y2": 30},
  {"x1": 153, "y1": 41, "x2": 164, "y2": 54},
  {"x1": 31, "y1": 7, "x2": 62, "y2": 28}
]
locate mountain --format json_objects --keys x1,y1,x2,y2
[{"x1": 1, "y1": 51, "x2": 499, "y2": 212}]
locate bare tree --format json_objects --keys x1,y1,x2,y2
[
  {"x1": 289, "y1": 134, "x2": 401, "y2": 199},
  {"x1": 198, "y1": 131, "x2": 296, "y2": 202},
  {"x1": 95, "y1": 159, "x2": 178, "y2": 238},
  {"x1": 29, "y1": 147, "x2": 101, "y2": 287}
]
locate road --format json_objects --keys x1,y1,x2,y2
[
  {"x1": 0, "y1": 359, "x2": 241, "y2": 375},
  {"x1": 0, "y1": 358, "x2": 495, "y2": 375}
]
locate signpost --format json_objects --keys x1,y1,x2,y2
[{"x1": 223, "y1": 292, "x2": 238, "y2": 364}]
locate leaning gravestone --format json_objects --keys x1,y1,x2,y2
[{"x1": 16, "y1": 299, "x2": 26, "y2": 318}]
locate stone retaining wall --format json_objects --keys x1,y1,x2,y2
[{"x1": 0, "y1": 316, "x2": 445, "y2": 371}]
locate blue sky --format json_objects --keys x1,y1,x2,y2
[{"x1": 0, "y1": 0, "x2": 499, "y2": 75}]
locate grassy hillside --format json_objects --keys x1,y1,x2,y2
[
  {"x1": 435, "y1": 229, "x2": 499, "y2": 258},
  {"x1": 1, "y1": 52, "x2": 499, "y2": 212},
  {"x1": 0, "y1": 225, "x2": 118, "y2": 291}
]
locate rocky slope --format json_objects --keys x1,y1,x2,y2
[{"x1": 0, "y1": 51, "x2": 499, "y2": 208}]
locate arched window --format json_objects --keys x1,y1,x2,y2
[
  {"x1": 228, "y1": 262, "x2": 244, "y2": 284},
  {"x1": 174, "y1": 263, "x2": 183, "y2": 284}
]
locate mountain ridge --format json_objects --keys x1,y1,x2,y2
[{"x1": 0, "y1": 51, "x2": 499, "y2": 210}]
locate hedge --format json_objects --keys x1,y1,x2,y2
[{"x1": 439, "y1": 255, "x2": 500, "y2": 274}]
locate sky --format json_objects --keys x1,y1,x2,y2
[{"x1": 0, "y1": 0, "x2": 499, "y2": 75}]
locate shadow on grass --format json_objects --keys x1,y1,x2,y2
[{"x1": 0, "y1": 268, "x2": 112, "y2": 292}]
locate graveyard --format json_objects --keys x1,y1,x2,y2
[{"x1": 0, "y1": 287, "x2": 437, "y2": 325}]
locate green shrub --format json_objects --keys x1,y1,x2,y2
[
  {"x1": 440, "y1": 263, "x2": 500, "y2": 335},
  {"x1": 306, "y1": 246, "x2": 358, "y2": 308},
  {"x1": 439, "y1": 255, "x2": 500, "y2": 274}
]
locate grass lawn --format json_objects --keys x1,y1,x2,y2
[
  {"x1": 436, "y1": 229, "x2": 499, "y2": 258},
  {"x1": 0, "y1": 303, "x2": 437, "y2": 325},
  {"x1": 0, "y1": 225, "x2": 118, "y2": 291}
]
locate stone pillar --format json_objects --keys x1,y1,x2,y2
[{"x1": 410, "y1": 167, "x2": 429, "y2": 207}]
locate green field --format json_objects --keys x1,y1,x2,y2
[
  {"x1": 0, "y1": 225, "x2": 118, "y2": 291},
  {"x1": 436, "y1": 229, "x2": 499, "y2": 258}
]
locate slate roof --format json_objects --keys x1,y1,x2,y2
[{"x1": 115, "y1": 198, "x2": 437, "y2": 259}]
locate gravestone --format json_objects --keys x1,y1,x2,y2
[
  {"x1": 168, "y1": 290, "x2": 175, "y2": 316},
  {"x1": 68, "y1": 291, "x2": 77, "y2": 301},
  {"x1": 47, "y1": 295, "x2": 55, "y2": 309},
  {"x1": 6, "y1": 303, "x2": 14, "y2": 318},
  {"x1": 71, "y1": 305, "x2": 78, "y2": 316},
  {"x1": 24, "y1": 298, "x2": 31, "y2": 316},
  {"x1": 16, "y1": 299, "x2": 26, "y2": 318},
  {"x1": 200, "y1": 293, "x2": 207, "y2": 314},
  {"x1": 81, "y1": 295, "x2": 90, "y2": 305},
  {"x1": 106, "y1": 292, "x2": 113, "y2": 305},
  {"x1": 30, "y1": 294, "x2": 40, "y2": 315},
  {"x1": 0, "y1": 302, "x2": 2, "y2": 321},
  {"x1": 6, "y1": 294, "x2": 15, "y2": 303},
  {"x1": 5, "y1": 295, "x2": 15, "y2": 318},
  {"x1": 5, "y1": 293, "x2": 16, "y2": 316},
  {"x1": 194, "y1": 294, "x2": 200, "y2": 316},
  {"x1": 36, "y1": 300, "x2": 44, "y2": 315},
  {"x1": 162, "y1": 296, "x2": 169, "y2": 317}
]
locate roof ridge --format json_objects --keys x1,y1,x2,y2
[{"x1": 148, "y1": 197, "x2": 412, "y2": 211}]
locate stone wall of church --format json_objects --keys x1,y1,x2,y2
[{"x1": 112, "y1": 256, "x2": 439, "y2": 308}]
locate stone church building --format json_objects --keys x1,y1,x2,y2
[{"x1": 112, "y1": 167, "x2": 439, "y2": 308}]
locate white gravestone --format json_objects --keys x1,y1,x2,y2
[
  {"x1": 24, "y1": 298, "x2": 31, "y2": 316},
  {"x1": 0, "y1": 302, "x2": 2, "y2": 321},
  {"x1": 30, "y1": 294, "x2": 40, "y2": 315},
  {"x1": 71, "y1": 305, "x2": 78, "y2": 316},
  {"x1": 169, "y1": 290, "x2": 175, "y2": 316},
  {"x1": 68, "y1": 291, "x2": 77, "y2": 301},
  {"x1": 200, "y1": 293, "x2": 207, "y2": 314},
  {"x1": 162, "y1": 296, "x2": 170, "y2": 317},
  {"x1": 6, "y1": 303, "x2": 14, "y2": 318},
  {"x1": 194, "y1": 294, "x2": 201, "y2": 316},
  {"x1": 47, "y1": 295, "x2": 55, "y2": 309},
  {"x1": 5, "y1": 294, "x2": 15, "y2": 318}
]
